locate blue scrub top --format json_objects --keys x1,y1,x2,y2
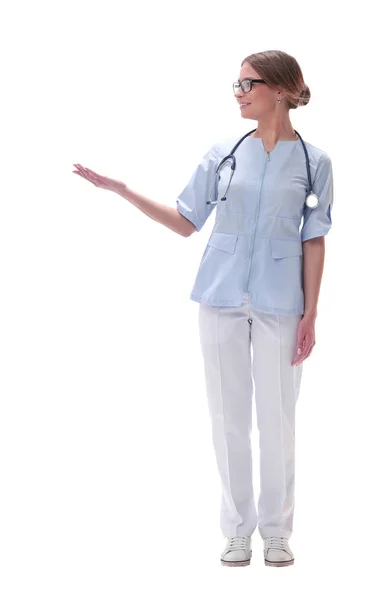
[{"x1": 176, "y1": 135, "x2": 334, "y2": 315}]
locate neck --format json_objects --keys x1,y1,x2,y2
[{"x1": 251, "y1": 114, "x2": 297, "y2": 146}]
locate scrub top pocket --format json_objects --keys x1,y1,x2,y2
[
  {"x1": 198, "y1": 232, "x2": 239, "y2": 268},
  {"x1": 208, "y1": 232, "x2": 239, "y2": 254}
]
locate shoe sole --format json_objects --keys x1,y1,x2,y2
[
  {"x1": 221, "y1": 551, "x2": 252, "y2": 567},
  {"x1": 264, "y1": 558, "x2": 294, "y2": 567}
]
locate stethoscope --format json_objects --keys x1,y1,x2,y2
[{"x1": 206, "y1": 128, "x2": 319, "y2": 209}]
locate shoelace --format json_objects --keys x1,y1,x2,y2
[
  {"x1": 265, "y1": 537, "x2": 289, "y2": 550},
  {"x1": 227, "y1": 536, "x2": 251, "y2": 550}
]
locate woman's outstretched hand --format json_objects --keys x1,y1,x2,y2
[{"x1": 72, "y1": 164, "x2": 126, "y2": 195}]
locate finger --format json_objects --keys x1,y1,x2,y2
[
  {"x1": 300, "y1": 345, "x2": 312, "y2": 362},
  {"x1": 75, "y1": 164, "x2": 91, "y2": 175},
  {"x1": 299, "y1": 337, "x2": 312, "y2": 359},
  {"x1": 76, "y1": 166, "x2": 95, "y2": 182},
  {"x1": 295, "y1": 329, "x2": 304, "y2": 352},
  {"x1": 292, "y1": 356, "x2": 303, "y2": 366},
  {"x1": 292, "y1": 353, "x2": 305, "y2": 366},
  {"x1": 292, "y1": 346, "x2": 303, "y2": 365},
  {"x1": 73, "y1": 169, "x2": 97, "y2": 185},
  {"x1": 82, "y1": 167, "x2": 99, "y2": 181},
  {"x1": 292, "y1": 338, "x2": 311, "y2": 366},
  {"x1": 299, "y1": 332, "x2": 313, "y2": 352},
  {"x1": 292, "y1": 350, "x2": 305, "y2": 366},
  {"x1": 293, "y1": 342, "x2": 314, "y2": 365}
]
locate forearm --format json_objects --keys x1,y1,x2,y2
[
  {"x1": 302, "y1": 236, "x2": 325, "y2": 319},
  {"x1": 116, "y1": 185, "x2": 189, "y2": 237}
]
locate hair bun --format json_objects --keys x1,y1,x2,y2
[{"x1": 299, "y1": 84, "x2": 311, "y2": 106}]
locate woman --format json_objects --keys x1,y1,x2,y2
[{"x1": 73, "y1": 49, "x2": 334, "y2": 569}]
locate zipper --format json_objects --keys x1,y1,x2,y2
[{"x1": 245, "y1": 152, "x2": 268, "y2": 292}]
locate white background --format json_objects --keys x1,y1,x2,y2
[{"x1": 1, "y1": 0, "x2": 390, "y2": 597}]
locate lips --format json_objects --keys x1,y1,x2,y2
[{"x1": 239, "y1": 103, "x2": 250, "y2": 108}]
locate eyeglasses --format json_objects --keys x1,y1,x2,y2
[{"x1": 232, "y1": 78, "x2": 267, "y2": 94}]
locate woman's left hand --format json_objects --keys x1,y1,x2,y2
[{"x1": 291, "y1": 315, "x2": 316, "y2": 366}]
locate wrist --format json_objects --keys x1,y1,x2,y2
[
  {"x1": 113, "y1": 182, "x2": 128, "y2": 197},
  {"x1": 303, "y1": 310, "x2": 317, "y2": 320}
]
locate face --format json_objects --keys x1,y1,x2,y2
[{"x1": 234, "y1": 62, "x2": 281, "y2": 119}]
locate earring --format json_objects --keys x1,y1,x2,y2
[{"x1": 277, "y1": 97, "x2": 281, "y2": 103}]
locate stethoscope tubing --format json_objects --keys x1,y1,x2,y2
[{"x1": 207, "y1": 128, "x2": 319, "y2": 208}]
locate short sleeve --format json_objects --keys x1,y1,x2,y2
[
  {"x1": 176, "y1": 145, "x2": 220, "y2": 232},
  {"x1": 300, "y1": 152, "x2": 334, "y2": 242}
]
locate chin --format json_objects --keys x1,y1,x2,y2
[{"x1": 240, "y1": 109, "x2": 256, "y2": 120}]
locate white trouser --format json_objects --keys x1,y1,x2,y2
[{"x1": 198, "y1": 293, "x2": 303, "y2": 540}]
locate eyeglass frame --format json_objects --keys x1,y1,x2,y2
[{"x1": 232, "y1": 78, "x2": 267, "y2": 94}]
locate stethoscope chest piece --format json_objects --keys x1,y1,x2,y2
[{"x1": 305, "y1": 192, "x2": 320, "y2": 209}]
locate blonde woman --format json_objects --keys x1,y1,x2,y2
[{"x1": 73, "y1": 49, "x2": 333, "y2": 569}]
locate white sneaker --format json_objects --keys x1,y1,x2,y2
[
  {"x1": 264, "y1": 537, "x2": 294, "y2": 567},
  {"x1": 221, "y1": 536, "x2": 252, "y2": 567}
]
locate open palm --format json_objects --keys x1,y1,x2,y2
[{"x1": 72, "y1": 164, "x2": 126, "y2": 194}]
